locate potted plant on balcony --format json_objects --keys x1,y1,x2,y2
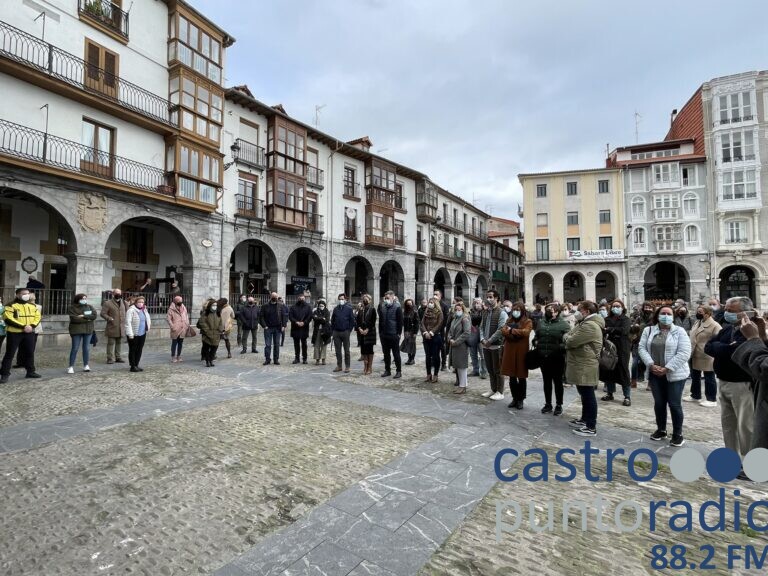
[{"x1": 83, "y1": 0, "x2": 106, "y2": 19}]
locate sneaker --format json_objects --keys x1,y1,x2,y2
[
  {"x1": 481, "y1": 391, "x2": 494, "y2": 398},
  {"x1": 699, "y1": 400, "x2": 718, "y2": 408},
  {"x1": 83, "y1": 365, "x2": 91, "y2": 372},
  {"x1": 601, "y1": 394, "x2": 614, "y2": 402},
  {"x1": 682, "y1": 395, "x2": 700, "y2": 402},
  {"x1": 669, "y1": 435, "x2": 685, "y2": 447},
  {"x1": 553, "y1": 405, "x2": 563, "y2": 416},
  {"x1": 622, "y1": 398, "x2": 631, "y2": 407},
  {"x1": 541, "y1": 404, "x2": 553, "y2": 414},
  {"x1": 650, "y1": 430, "x2": 667, "y2": 441},
  {"x1": 572, "y1": 426, "x2": 596, "y2": 437},
  {"x1": 489, "y1": 392, "x2": 504, "y2": 401},
  {"x1": 568, "y1": 419, "x2": 585, "y2": 428},
  {"x1": 67, "y1": 366, "x2": 75, "y2": 374}
]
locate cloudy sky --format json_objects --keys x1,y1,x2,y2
[{"x1": 195, "y1": 0, "x2": 767, "y2": 219}]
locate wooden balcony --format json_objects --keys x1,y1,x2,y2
[{"x1": 365, "y1": 225, "x2": 395, "y2": 249}]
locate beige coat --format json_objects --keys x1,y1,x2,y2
[
  {"x1": 690, "y1": 316, "x2": 721, "y2": 372},
  {"x1": 220, "y1": 304, "x2": 236, "y2": 334},
  {"x1": 101, "y1": 298, "x2": 128, "y2": 338}
]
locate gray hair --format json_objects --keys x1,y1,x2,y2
[
  {"x1": 384, "y1": 290, "x2": 395, "y2": 297},
  {"x1": 726, "y1": 296, "x2": 753, "y2": 311}
]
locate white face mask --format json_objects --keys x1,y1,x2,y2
[
  {"x1": 338, "y1": 300, "x2": 345, "y2": 306},
  {"x1": 20, "y1": 294, "x2": 30, "y2": 302},
  {"x1": 428, "y1": 303, "x2": 435, "y2": 309}
]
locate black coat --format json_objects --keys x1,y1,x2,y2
[
  {"x1": 311, "y1": 306, "x2": 331, "y2": 344},
  {"x1": 237, "y1": 304, "x2": 260, "y2": 330},
  {"x1": 732, "y1": 339, "x2": 768, "y2": 450},
  {"x1": 289, "y1": 301, "x2": 313, "y2": 338},
  {"x1": 603, "y1": 313, "x2": 631, "y2": 386},
  {"x1": 403, "y1": 309, "x2": 419, "y2": 335},
  {"x1": 356, "y1": 305, "x2": 377, "y2": 346}
]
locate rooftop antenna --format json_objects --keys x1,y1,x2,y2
[
  {"x1": 634, "y1": 111, "x2": 642, "y2": 144},
  {"x1": 34, "y1": 11, "x2": 46, "y2": 41},
  {"x1": 605, "y1": 142, "x2": 610, "y2": 157},
  {"x1": 314, "y1": 104, "x2": 326, "y2": 128}
]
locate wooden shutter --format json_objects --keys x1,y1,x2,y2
[
  {"x1": 103, "y1": 51, "x2": 117, "y2": 91},
  {"x1": 85, "y1": 41, "x2": 100, "y2": 82},
  {"x1": 84, "y1": 39, "x2": 119, "y2": 97}
]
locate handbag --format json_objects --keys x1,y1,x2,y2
[
  {"x1": 90, "y1": 332, "x2": 98, "y2": 346},
  {"x1": 597, "y1": 337, "x2": 618, "y2": 371},
  {"x1": 185, "y1": 326, "x2": 197, "y2": 338},
  {"x1": 525, "y1": 348, "x2": 541, "y2": 370}
]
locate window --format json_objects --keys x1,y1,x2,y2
[
  {"x1": 125, "y1": 225, "x2": 147, "y2": 264},
  {"x1": 366, "y1": 162, "x2": 396, "y2": 191},
  {"x1": 267, "y1": 174, "x2": 305, "y2": 210},
  {"x1": 631, "y1": 152, "x2": 653, "y2": 160},
  {"x1": 599, "y1": 210, "x2": 611, "y2": 224},
  {"x1": 566, "y1": 181, "x2": 577, "y2": 196},
  {"x1": 170, "y1": 74, "x2": 223, "y2": 143},
  {"x1": 536, "y1": 213, "x2": 548, "y2": 226},
  {"x1": 268, "y1": 120, "x2": 306, "y2": 177},
  {"x1": 535, "y1": 239, "x2": 549, "y2": 261},
  {"x1": 566, "y1": 212, "x2": 578, "y2": 225},
  {"x1": 343, "y1": 167, "x2": 357, "y2": 197},
  {"x1": 719, "y1": 91, "x2": 754, "y2": 124},
  {"x1": 722, "y1": 130, "x2": 755, "y2": 162},
  {"x1": 84, "y1": 39, "x2": 118, "y2": 97},
  {"x1": 682, "y1": 166, "x2": 697, "y2": 187},
  {"x1": 344, "y1": 210, "x2": 357, "y2": 240},
  {"x1": 682, "y1": 193, "x2": 698, "y2": 217},
  {"x1": 653, "y1": 163, "x2": 679, "y2": 184},
  {"x1": 633, "y1": 227, "x2": 646, "y2": 247},
  {"x1": 81, "y1": 118, "x2": 113, "y2": 174},
  {"x1": 631, "y1": 197, "x2": 645, "y2": 220},
  {"x1": 178, "y1": 145, "x2": 220, "y2": 184},
  {"x1": 722, "y1": 169, "x2": 757, "y2": 200},
  {"x1": 171, "y1": 14, "x2": 223, "y2": 84},
  {"x1": 536, "y1": 184, "x2": 547, "y2": 197},
  {"x1": 630, "y1": 169, "x2": 645, "y2": 191},
  {"x1": 395, "y1": 183, "x2": 405, "y2": 210},
  {"x1": 598, "y1": 237, "x2": 613, "y2": 249},
  {"x1": 566, "y1": 238, "x2": 580, "y2": 251},
  {"x1": 726, "y1": 220, "x2": 748, "y2": 244},
  {"x1": 685, "y1": 225, "x2": 699, "y2": 248},
  {"x1": 598, "y1": 180, "x2": 609, "y2": 194}
]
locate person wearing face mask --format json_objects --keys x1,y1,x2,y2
[
  {"x1": 237, "y1": 297, "x2": 260, "y2": 355},
  {"x1": 356, "y1": 295, "x2": 378, "y2": 375},
  {"x1": 196, "y1": 299, "x2": 221, "y2": 368},
  {"x1": 704, "y1": 296, "x2": 756, "y2": 459},
  {"x1": 602, "y1": 300, "x2": 632, "y2": 406},
  {"x1": 534, "y1": 304, "x2": 571, "y2": 415},
  {"x1": 311, "y1": 298, "x2": 331, "y2": 365},
  {"x1": 330, "y1": 293, "x2": 356, "y2": 373},
  {"x1": 259, "y1": 292, "x2": 287, "y2": 365},
  {"x1": 417, "y1": 298, "x2": 429, "y2": 324},
  {"x1": 400, "y1": 299, "x2": 419, "y2": 366},
  {"x1": 530, "y1": 303, "x2": 544, "y2": 332},
  {"x1": 125, "y1": 296, "x2": 151, "y2": 373},
  {"x1": 166, "y1": 296, "x2": 191, "y2": 363},
  {"x1": 732, "y1": 315, "x2": 768, "y2": 453},
  {"x1": 674, "y1": 305, "x2": 693, "y2": 334},
  {"x1": 448, "y1": 301, "x2": 471, "y2": 393},
  {"x1": 629, "y1": 302, "x2": 654, "y2": 389},
  {"x1": 491, "y1": 302, "x2": 532, "y2": 409},
  {"x1": 235, "y1": 294, "x2": 247, "y2": 347},
  {"x1": 708, "y1": 298, "x2": 725, "y2": 325},
  {"x1": 420, "y1": 296, "x2": 444, "y2": 383},
  {"x1": 687, "y1": 305, "x2": 721, "y2": 407},
  {"x1": 479, "y1": 289, "x2": 508, "y2": 400},
  {"x1": 379, "y1": 290, "x2": 403, "y2": 378},
  {"x1": 0, "y1": 288, "x2": 41, "y2": 383},
  {"x1": 564, "y1": 301, "x2": 604, "y2": 436},
  {"x1": 101, "y1": 289, "x2": 128, "y2": 364},
  {"x1": 279, "y1": 297, "x2": 290, "y2": 347},
  {"x1": 289, "y1": 294, "x2": 313, "y2": 364},
  {"x1": 217, "y1": 298, "x2": 236, "y2": 359},
  {"x1": 639, "y1": 306, "x2": 691, "y2": 447},
  {"x1": 468, "y1": 297, "x2": 486, "y2": 378},
  {"x1": 67, "y1": 293, "x2": 96, "y2": 374},
  {"x1": 432, "y1": 290, "x2": 450, "y2": 370}
]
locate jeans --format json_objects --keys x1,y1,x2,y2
[
  {"x1": 381, "y1": 334, "x2": 401, "y2": 372},
  {"x1": 127, "y1": 334, "x2": 146, "y2": 368},
  {"x1": 717, "y1": 380, "x2": 755, "y2": 458},
  {"x1": 631, "y1": 351, "x2": 646, "y2": 382},
  {"x1": 333, "y1": 330, "x2": 351, "y2": 368},
  {"x1": 424, "y1": 333, "x2": 443, "y2": 376},
  {"x1": 468, "y1": 330, "x2": 485, "y2": 375},
  {"x1": 649, "y1": 374, "x2": 685, "y2": 437},
  {"x1": 293, "y1": 337, "x2": 308, "y2": 361},
  {"x1": 577, "y1": 385, "x2": 597, "y2": 430},
  {"x1": 690, "y1": 370, "x2": 717, "y2": 401},
  {"x1": 264, "y1": 327, "x2": 282, "y2": 362},
  {"x1": 1, "y1": 332, "x2": 36, "y2": 376},
  {"x1": 509, "y1": 377, "x2": 527, "y2": 402},
  {"x1": 241, "y1": 328, "x2": 258, "y2": 351},
  {"x1": 171, "y1": 337, "x2": 184, "y2": 357},
  {"x1": 69, "y1": 333, "x2": 91, "y2": 367},
  {"x1": 606, "y1": 381, "x2": 631, "y2": 399},
  {"x1": 541, "y1": 353, "x2": 565, "y2": 406},
  {"x1": 107, "y1": 336, "x2": 123, "y2": 362},
  {"x1": 482, "y1": 348, "x2": 503, "y2": 392}
]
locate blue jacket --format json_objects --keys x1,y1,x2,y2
[
  {"x1": 378, "y1": 301, "x2": 403, "y2": 338},
  {"x1": 331, "y1": 303, "x2": 356, "y2": 332}
]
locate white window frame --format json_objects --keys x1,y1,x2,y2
[
  {"x1": 653, "y1": 163, "x2": 680, "y2": 184},
  {"x1": 684, "y1": 225, "x2": 699, "y2": 248},
  {"x1": 682, "y1": 192, "x2": 698, "y2": 217},
  {"x1": 633, "y1": 226, "x2": 646, "y2": 249},
  {"x1": 722, "y1": 169, "x2": 758, "y2": 201},
  {"x1": 725, "y1": 220, "x2": 748, "y2": 244},
  {"x1": 631, "y1": 196, "x2": 645, "y2": 221},
  {"x1": 536, "y1": 213, "x2": 548, "y2": 226}
]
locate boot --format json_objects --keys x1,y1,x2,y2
[{"x1": 631, "y1": 379, "x2": 637, "y2": 389}]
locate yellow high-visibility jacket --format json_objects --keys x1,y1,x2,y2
[{"x1": 3, "y1": 301, "x2": 41, "y2": 333}]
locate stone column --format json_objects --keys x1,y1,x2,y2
[
  {"x1": 552, "y1": 272, "x2": 564, "y2": 303},
  {"x1": 70, "y1": 253, "x2": 107, "y2": 306},
  {"x1": 276, "y1": 270, "x2": 287, "y2": 298},
  {"x1": 585, "y1": 274, "x2": 597, "y2": 302},
  {"x1": 753, "y1": 209, "x2": 761, "y2": 248}
]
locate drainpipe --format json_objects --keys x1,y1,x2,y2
[{"x1": 326, "y1": 141, "x2": 343, "y2": 299}]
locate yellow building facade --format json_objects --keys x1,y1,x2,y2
[{"x1": 520, "y1": 168, "x2": 627, "y2": 304}]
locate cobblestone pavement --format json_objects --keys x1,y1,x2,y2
[{"x1": 1, "y1": 340, "x2": 764, "y2": 575}]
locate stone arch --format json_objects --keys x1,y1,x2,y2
[
  {"x1": 380, "y1": 259, "x2": 405, "y2": 300},
  {"x1": 433, "y1": 267, "x2": 451, "y2": 299},
  {"x1": 719, "y1": 265, "x2": 757, "y2": 305},
  {"x1": 286, "y1": 246, "x2": 324, "y2": 300},
  {"x1": 563, "y1": 271, "x2": 586, "y2": 302},
  {"x1": 345, "y1": 255, "x2": 374, "y2": 298},
  {"x1": 454, "y1": 271, "x2": 470, "y2": 301},
  {"x1": 475, "y1": 274, "x2": 488, "y2": 297},
  {"x1": 229, "y1": 238, "x2": 279, "y2": 298},
  {"x1": 532, "y1": 272, "x2": 554, "y2": 304},
  {"x1": 595, "y1": 270, "x2": 618, "y2": 303},
  {"x1": 643, "y1": 261, "x2": 689, "y2": 303}
]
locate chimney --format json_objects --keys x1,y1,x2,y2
[
  {"x1": 670, "y1": 108, "x2": 678, "y2": 127},
  {"x1": 347, "y1": 136, "x2": 373, "y2": 152}
]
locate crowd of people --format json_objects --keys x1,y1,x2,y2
[{"x1": 1, "y1": 285, "x2": 766, "y2": 471}]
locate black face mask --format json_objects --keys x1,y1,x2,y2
[
  {"x1": 695, "y1": 313, "x2": 704, "y2": 320},
  {"x1": 114, "y1": 296, "x2": 121, "y2": 301},
  {"x1": 271, "y1": 298, "x2": 277, "y2": 303}
]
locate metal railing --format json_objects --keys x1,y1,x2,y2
[
  {"x1": 466, "y1": 225, "x2": 488, "y2": 241},
  {"x1": 0, "y1": 119, "x2": 173, "y2": 194},
  {"x1": 394, "y1": 232, "x2": 406, "y2": 248},
  {"x1": 416, "y1": 203, "x2": 437, "y2": 221},
  {"x1": 436, "y1": 213, "x2": 465, "y2": 233},
  {"x1": 431, "y1": 243, "x2": 466, "y2": 262},
  {"x1": 0, "y1": 19, "x2": 174, "y2": 126},
  {"x1": 233, "y1": 138, "x2": 266, "y2": 170},
  {"x1": 344, "y1": 224, "x2": 360, "y2": 241},
  {"x1": 307, "y1": 165, "x2": 324, "y2": 188},
  {"x1": 78, "y1": 0, "x2": 129, "y2": 39},
  {"x1": 466, "y1": 254, "x2": 489, "y2": 268},
  {"x1": 307, "y1": 212, "x2": 324, "y2": 233},
  {"x1": 102, "y1": 290, "x2": 191, "y2": 315},
  {"x1": 1, "y1": 287, "x2": 73, "y2": 316},
  {"x1": 235, "y1": 194, "x2": 264, "y2": 220},
  {"x1": 343, "y1": 181, "x2": 361, "y2": 199}
]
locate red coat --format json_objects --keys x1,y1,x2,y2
[{"x1": 500, "y1": 317, "x2": 532, "y2": 379}]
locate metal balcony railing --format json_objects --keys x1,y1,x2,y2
[
  {"x1": 233, "y1": 139, "x2": 266, "y2": 170},
  {"x1": 466, "y1": 225, "x2": 487, "y2": 241},
  {"x1": 466, "y1": 254, "x2": 489, "y2": 268},
  {"x1": 235, "y1": 194, "x2": 264, "y2": 220},
  {"x1": 307, "y1": 165, "x2": 324, "y2": 189},
  {"x1": 344, "y1": 224, "x2": 360, "y2": 241},
  {"x1": 431, "y1": 243, "x2": 466, "y2": 262},
  {"x1": 0, "y1": 19, "x2": 174, "y2": 126},
  {"x1": 0, "y1": 118, "x2": 173, "y2": 195},
  {"x1": 307, "y1": 212, "x2": 324, "y2": 233},
  {"x1": 344, "y1": 181, "x2": 361, "y2": 199},
  {"x1": 78, "y1": 0, "x2": 129, "y2": 39},
  {"x1": 436, "y1": 214, "x2": 466, "y2": 233},
  {"x1": 1, "y1": 287, "x2": 73, "y2": 316}
]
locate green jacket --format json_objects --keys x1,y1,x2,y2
[
  {"x1": 68, "y1": 303, "x2": 96, "y2": 335},
  {"x1": 564, "y1": 314, "x2": 605, "y2": 386},
  {"x1": 196, "y1": 311, "x2": 222, "y2": 346},
  {"x1": 534, "y1": 316, "x2": 570, "y2": 358}
]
